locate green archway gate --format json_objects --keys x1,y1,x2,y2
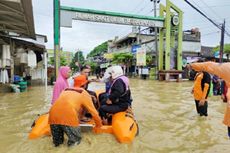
[{"x1": 53, "y1": 0, "x2": 183, "y2": 78}]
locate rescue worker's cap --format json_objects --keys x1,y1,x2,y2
[{"x1": 74, "y1": 75, "x2": 89, "y2": 87}]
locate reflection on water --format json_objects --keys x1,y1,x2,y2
[{"x1": 0, "y1": 79, "x2": 230, "y2": 153}]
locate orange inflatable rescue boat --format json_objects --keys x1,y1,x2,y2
[{"x1": 29, "y1": 90, "x2": 138, "y2": 143}]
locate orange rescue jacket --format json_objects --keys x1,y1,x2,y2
[
  {"x1": 48, "y1": 88, "x2": 102, "y2": 127},
  {"x1": 191, "y1": 62, "x2": 230, "y2": 126},
  {"x1": 193, "y1": 72, "x2": 210, "y2": 101}
]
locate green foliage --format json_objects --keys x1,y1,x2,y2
[
  {"x1": 60, "y1": 56, "x2": 68, "y2": 66},
  {"x1": 212, "y1": 44, "x2": 230, "y2": 53},
  {"x1": 49, "y1": 57, "x2": 54, "y2": 65},
  {"x1": 70, "y1": 51, "x2": 85, "y2": 71},
  {"x1": 87, "y1": 41, "x2": 108, "y2": 58},
  {"x1": 146, "y1": 54, "x2": 154, "y2": 66},
  {"x1": 84, "y1": 61, "x2": 98, "y2": 74},
  {"x1": 111, "y1": 52, "x2": 133, "y2": 65},
  {"x1": 49, "y1": 56, "x2": 68, "y2": 66}
]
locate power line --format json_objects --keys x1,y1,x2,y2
[
  {"x1": 136, "y1": 3, "x2": 151, "y2": 14},
  {"x1": 184, "y1": 0, "x2": 230, "y2": 37},
  {"x1": 200, "y1": 0, "x2": 223, "y2": 21},
  {"x1": 130, "y1": 0, "x2": 147, "y2": 13},
  {"x1": 119, "y1": 1, "x2": 151, "y2": 35},
  {"x1": 206, "y1": 4, "x2": 230, "y2": 8},
  {"x1": 202, "y1": 31, "x2": 220, "y2": 37},
  {"x1": 190, "y1": 0, "x2": 215, "y2": 21},
  {"x1": 226, "y1": 26, "x2": 230, "y2": 32},
  {"x1": 179, "y1": 4, "x2": 230, "y2": 11},
  {"x1": 184, "y1": 20, "x2": 216, "y2": 26},
  {"x1": 207, "y1": 0, "x2": 230, "y2": 3},
  {"x1": 182, "y1": 0, "x2": 230, "y2": 31},
  {"x1": 144, "y1": 9, "x2": 155, "y2": 16}
]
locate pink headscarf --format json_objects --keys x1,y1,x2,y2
[{"x1": 51, "y1": 66, "x2": 70, "y2": 105}]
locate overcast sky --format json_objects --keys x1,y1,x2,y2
[{"x1": 32, "y1": 0, "x2": 230, "y2": 56}]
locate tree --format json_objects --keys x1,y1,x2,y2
[
  {"x1": 87, "y1": 41, "x2": 108, "y2": 58},
  {"x1": 84, "y1": 61, "x2": 98, "y2": 74},
  {"x1": 49, "y1": 56, "x2": 68, "y2": 66},
  {"x1": 70, "y1": 51, "x2": 85, "y2": 71},
  {"x1": 213, "y1": 44, "x2": 230, "y2": 53},
  {"x1": 112, "y1": 52, "x2": 133, "y2": 74},
  {"x1": 60, "y1": 56, "x2": 68, "y2": 66},
  {"x1": 146, "y1": 54, "x2": 154, "y2": 66},
  {"x1": 213, "y1": 44, "x2": 230, "y2": 61}
]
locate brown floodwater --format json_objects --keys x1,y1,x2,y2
[{"x1": 0, "y1": 79, "x2": 230, "y2": 153}]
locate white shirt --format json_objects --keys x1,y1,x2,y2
[
  {"x1": 27, "y1": 50, "x2": 37, "y2": 68},
  {"x1": 20, "y1": 52, "x2": 28, "y2": 64}
]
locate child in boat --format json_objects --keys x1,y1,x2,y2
[{"x1": 48, "y1": 75, "x2": 102, "y2": 147}]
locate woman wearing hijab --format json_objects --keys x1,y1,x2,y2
[
  {"x1": 99, "y1": 66, "x2": 132, "y2": 124},
  {"x1": 51, "y1": 66, "x2": 71, "y2": 105}
]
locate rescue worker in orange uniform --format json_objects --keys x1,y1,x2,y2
[
  {"x1": 48, "y1": 75, "x2": 102, "y2": 147},
  {"x1": 188, "y1": 61, "x2": 230, "y2": 138},
  {"x1": 192, "y1": 71, "x2": 211, "y2": 116}
]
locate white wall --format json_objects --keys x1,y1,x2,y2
[
  {"x1": 182, "y1": 41, "x2": 201, "y2": 53},
  {"x1": 109, "y1": 40, "x2": 201, "y2": 54}
]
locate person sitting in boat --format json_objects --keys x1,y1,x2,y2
[
  {"x1": 48, "y1": 74, "x2": 102, "y2": 147},
  {"x1": 68, "y1": 65, "x2": 91, "y2": 87},
  {"x1": 69, "y1": 65, "x2": 98, "y2": 109},
  {"x1": 80, "y1": 65, "x2": 99, "y2": 108},
  {"x1": 99, "y1": 65, "x2": 132, "y2": 124},
  {"x1": 100, "y1": 65, "x2": 113, "y2": 94}
]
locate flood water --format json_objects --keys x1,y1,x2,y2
[{"x1": 0, "y1": 79, "x2": 230, "y2": 153}]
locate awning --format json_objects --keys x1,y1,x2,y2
[
  {"x1": 12, "y1": 37, "x2": 46, "y2": 53},
  {"x1": 0, "y1": 35, "x2": 46, "y2": 53},
  {"x1": 115, "y1": 33, "x2": 137, "y2": 44},
  {"x1": 0, "y1": 0, "x2": 35, "y2": 38}
]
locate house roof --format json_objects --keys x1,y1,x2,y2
[
  {"x1": 114, "y1": 33, "x2": 137, "y2": 44},
  {"x1": 200, "y1": 46, "x2": 214, "y2": 57},
  {"x1": 0, "y1": 0, "x2": 35, "y2": 38},
  {"x1": 0, "y1": 35, "x2": 46, "y2": 53}
]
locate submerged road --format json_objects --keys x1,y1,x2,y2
[{"x1": 0, "y1": 79, "x2": 229, "y2": 153}]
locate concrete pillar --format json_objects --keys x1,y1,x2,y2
[
  {"x1": 166, "y1": 73, "x2": 170, "y2": 81},
  {"x1": 43, "y1": 51, "x2": 48, "y2": 89}
]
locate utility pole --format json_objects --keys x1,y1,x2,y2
[
  {"x1": 151, "y1": 0, "x2": 160, "y2": 79},
  {"x1": 137, "y1": 26, "x2": 141, "y2": 45},
  {"x1": 184, "y1": 0, "x2": 230, "y2": 63},
  {"x1": 219, "y1": 20, "x2": 225, "y2": 63},
  {"x1": 78, "y1": 50, "x2": 80, "y2": 64},
  {"x1": 77, "y1": 50, "x2": 81, "y2": 71},
  {"x1": 136, "y1": 26, "x2": 141, "y2": 76},
  {"x1": 54, "y1": 0, "x2": 60, "y2": 79}
]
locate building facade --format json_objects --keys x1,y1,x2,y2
[
  {"x1": 108, "y1": 29, "x2": 201, "y2": 59},
  {"x1": 47, "y1": 49, "x2": 74, "y2": 66}
]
